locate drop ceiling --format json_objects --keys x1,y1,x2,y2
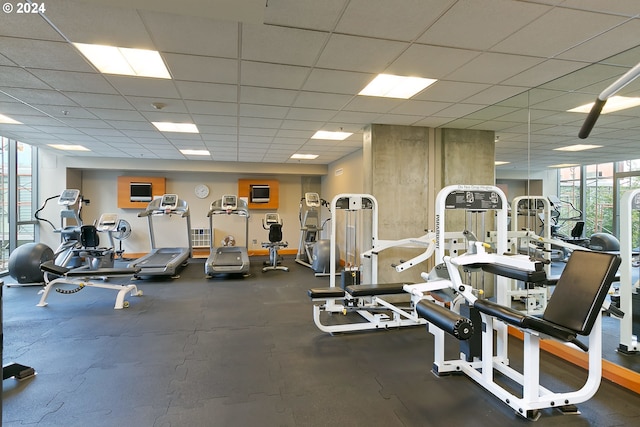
[{"x1": 1, "y1": 0, "x2": 640, "y2": 171}]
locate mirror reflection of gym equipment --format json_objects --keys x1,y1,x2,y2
[
  {"x1": 618, "y1": 189, "x2": 640, "y2": 355},
  {"x1": 295, "y1": 192, "x2": 337, "y2": 275},
  {"x1": 128, "y1": 194, "x2": 192, "y2": 278},
  {"x1": 205, "y1": 195, "x2": 250, "y2": 278},
  {"x1": 261, "y1": 213, "x2": 288, "y2": 273}
]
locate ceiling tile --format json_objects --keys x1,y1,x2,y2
[
  {"x1": 491, "y1": 8, "x2": 627, "y2": 58},
  {"x1": 336, "y1": 0, "x2": 454, "y2": 41},
  {"x1": 242, "y1": 24, "x2": 328, "y2": 66},
  {"x1": 141, "y1": 11, "x2": 239, "y2": 57},
  {"x1": 316, "y1": 34, "x2": 409, "y2": 73},
  {"x1": 241, "y1": 61, "x2": 309, "y2": 89},
  {"x1": 164, "y1": 54, "x2": 238, "y2": 84},
  {"x1": 176, "y1": 81, "x2": 237, "y2": 102},
  {"x1": 417, "y1": 0, "x2": 551, "y2": 50},
  {"x1": 0, "y1": 37, "x2": 93, "y2": 71},
  {"x1": 264, "y1": 0, "x2": 347, "y2": 31}
]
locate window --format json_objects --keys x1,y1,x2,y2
[
  {"x1": 558, "y1": 166, "x2": 582, "y2": 236},
  {"x1": 1, "y1": 137, "x2": 37, "y2": 273},
  {"x1": 584, "y1": 163, "x2": 615, "y2": 235}
]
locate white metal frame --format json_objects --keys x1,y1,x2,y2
[
  {"x1": 619, "y1": 189, "x2": 640, "y2": 353},
  {"x1": 309, "y1": 193, "x2": 428, "y2": 333},
  {"x1": 405, "y1": 241, "x2": 608, "y2": 420},
  {"x1": 37, "y1": 269, "x2": 142, "y2": 310}
]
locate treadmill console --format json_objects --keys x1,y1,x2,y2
[
  {"x1": 160, "y1": 194, "x2": 178, "y2": 211},
  {"x1": 222, "y1": 195, "x2": 238, "y2": 211},
  {"x1": 305, "y1": 192, "x2": 321, "y2": 208},
  {"x1": 59, "y1": 189, "x2": 80, "y2": 206}
]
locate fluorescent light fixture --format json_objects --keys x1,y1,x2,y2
[
  {"x1": 0, "y1": 114, "x2": 22, "y2": 124},
  {"x1": 358, "y1": 73, "x2": 437, "y2": 99},
  {"x1": 568, "y1": 96, "x2": 640, "y2": 114},
  {"x1": 311, "y1": 130, "x2": 352, "y2": 140},
  {"x1": 48, "y1": 144, "x2": 90, "y2": 151},
  {"x1": 554, "y1": 144, "x2": 601, "y2": 152},
  {"x1": 291, "y1": 153, "x2": 319, "y2": 160},
  {"x1": 494, "y1": 161, "x2": 510, "y2": 166},
  {"x1": 180, "y1": 149, "x2": 210, "y2": 156},
  {"x1": 549, "y1": 163, "x2": 580, "y2": 168},
  {"x1": 74, "y1": 43, "x2": 171, "y2": 79},
  {"x1": 152, "y1": 122, "x2": 199, "y2": 133}
]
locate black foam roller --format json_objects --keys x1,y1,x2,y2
[{"x1": 416, "y1": 299, "x2": 474, "y2": 340}]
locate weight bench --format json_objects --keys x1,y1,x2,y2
[
  {"x1": 38, "y1": 261, "x2": 143, "y2": 309},
  {"x1": 420, "y1": 246, "x2": 621, "y2": 420},
  {"x1": 308, "y1": 282, "x2": 426, "y2": 333}
]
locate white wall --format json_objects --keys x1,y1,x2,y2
[{"x1": 496, "y1": 169, "x2": 559, "y2": 198}]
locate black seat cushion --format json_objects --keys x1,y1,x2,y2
[
  {"x1": 80, "y1": 225, "x2": 100, "y2": 248},
  {"x1": 269, "y1": 223, "x2": 283, "y2": 243}
]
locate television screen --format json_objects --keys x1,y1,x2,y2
[
  {"x1": 250, "y1": 185, "x2": 270, "y2": 203},
  {"x1": 130, "y1": 182, "x2": 152, "y2": 202}
]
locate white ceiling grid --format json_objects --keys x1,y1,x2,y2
[{"x1": 0, "y1": 0, "x2": 639, "y2": 170}]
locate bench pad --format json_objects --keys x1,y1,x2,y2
[
  {"x1": 345, "y1": 282, "x2": 412, "y2": 297},
  {"x1": 473, "y1": 299, "x2": 585, "y2": 351},
  {"x1": 479, "y1": 263, "x2": 547, "y2": 284},
  {"x1": 308, "y1": 287, "x2": 346, "y2": 299},
  {"x1": 40, "y1": 260, "x2": 139, "y2": 277}
]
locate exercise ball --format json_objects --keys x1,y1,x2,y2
[
  {"x1": 311, "y1": 239, "x2": 340, "y2": 274},
  {"x1": 589, "y1": 233, "x2": 620, "y2": 252},
  {"x1": 8, "y1": 243, "x2": 54, "y2": 284}
]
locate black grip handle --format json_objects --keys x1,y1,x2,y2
[
  {"x1": 416, "y1": 299, "x2": 474, "y2": 340},
  {"x1": 578, "y1": 98, "x2": 607, "y2": 139}
]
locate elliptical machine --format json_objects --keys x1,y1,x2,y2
[{"x1": 295, "y1": 192, "x2": 337, "y2": 275}]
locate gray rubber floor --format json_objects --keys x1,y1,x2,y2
[{"x1": 2, "y1": 257, "x2": 640, "y2": 426}]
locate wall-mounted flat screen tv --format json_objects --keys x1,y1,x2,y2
[
  {"x1": 250, "y1": 185, "x2": 270, "y2": 203},
  {"x1": 130, "y1": 182, "x2": 153, "y2": 202}
]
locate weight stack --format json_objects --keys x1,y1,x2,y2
[{"x1": 341, "y1": 269, "x2": 360, "y2": 289}]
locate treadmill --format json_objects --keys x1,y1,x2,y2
[
  {"x1": 205, "y1": 195, "x2": 250, "y2": 277},
  {"x1": 128, "y1": 194, "x2": 192, "y2": 278}
]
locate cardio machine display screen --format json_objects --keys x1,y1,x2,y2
[
  {"x1": 445, "y1": 190, "x2": 502, "y2": 210},
  {"x1": 161, "y1": 194, "x2": 177, "y2": 207},
  {"x1": 223, "y1": 195, "x2": 237, "y2": 209},
  {"x1": 59, "y1": 189, "x2": 80, "y2": 205},
  {"x1": 305, "y1": 192, "x2": 320, "y2": 207}
]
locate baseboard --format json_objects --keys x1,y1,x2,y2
[{"x1": 508, "y1": 327, "x2": 640, "y2": 394}]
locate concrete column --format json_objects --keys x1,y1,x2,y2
[{"x1": 363, "y1": 124, "x2": 494, "y2": 284}]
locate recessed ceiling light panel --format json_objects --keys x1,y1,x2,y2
[
  {"x1": 48, "y1": 144, "x2": 90, "y2": 151},
  {"x1": 568, "y1": 96, "x2": 640, "y2": 114},
  {"x1": 359, "y1": 74, "x2": 437, "y2": 99},
  {"x1": 180, "y1": 149, "x2": 210, "y2": 156},
  {"x1": 0, "y1": 114, "x2": 22, "y2": 124},
  {"x1": 74, "y1": 43, "x2": 171, "y2": 79},
  {"x1": 554, "y1": 144, "x2": 602, "y2": 152},
  {"x1": 291, "y1": 153, "x2": 318, "y2": 160},
  {"x1": 311, "y1": 130, "x2": 352, "y2": 140},
  {"x1": 549, "y1": 163, "x2": 580, "y2": 168},
  {"x1": 153, "y1": 122, "x2": 199, "y2": 133}
]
